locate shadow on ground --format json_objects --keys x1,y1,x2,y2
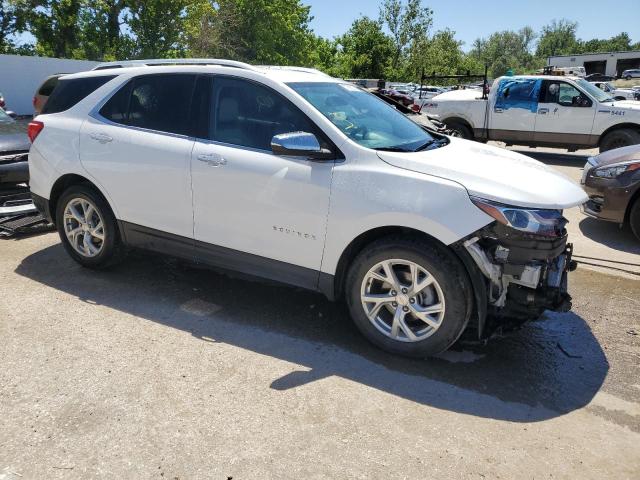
[
  {"x1": 16, "y1": 244, "x2": 609, "y2": 423},
  {"x1": 578, "y1": 217, "x2": 640, "y2": 256}
]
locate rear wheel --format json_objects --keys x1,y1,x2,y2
[
  {"x1": 599, "y1": 128, "x2": 640, "y2": 153},
  {"x1": 444, "y1": 120, "x2": 473, "y2": 140},
  {"x1": 56, "y1": 185, "x2": 125, "y2": 268},
  {"x1": 629, "y1": 199, "x2": 640, "y2": 242},
  {"x1": 345, "y1": 237, "x2": 471, "y2": 357}
]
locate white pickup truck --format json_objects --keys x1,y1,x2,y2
[{"x1": 423, "y1": 75, "x2": 640, "y2": 152}]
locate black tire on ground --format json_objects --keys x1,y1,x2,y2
[
  {"x1": 625, "y1": 75, "x2": 632, "y2": 80},
  {"x1": 599, "y1": 128, "x2": 640, "y2": 153},
  {"x1": 345, "y1": 236, "x2": 472, "y2": 358},
  {"x1": 629, "y1": 199, "x2": 640, "y2": 242},
  {"x1": 444, "y1": 121, "x2": 473, "y2": 140},
  {"x1": 55, "y1": 184, "x2": 126, "y2": 269}
]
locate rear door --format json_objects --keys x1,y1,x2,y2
[
  {"x1": 489, "y1": 77, "x2": 541, "y2": 142},
  {"x1": 80, "y1": 73, "x2": 198, "y2": 241},
  {"x1": 534, "y1": 80, "x2": 596, "y2": 146}
]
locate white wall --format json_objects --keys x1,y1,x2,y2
[{"x1": 0, "y1": 54, "x2": 99, "y2": 115}]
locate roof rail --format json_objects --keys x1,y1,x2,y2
[
  {"x1": 91, "y1": 58, "x2": 257, "y2": 71},
  {"x1": 257, "y1": 65, "x2": 333, "y2": 77}
]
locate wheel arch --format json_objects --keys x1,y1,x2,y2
[
  {"x1": 598, "y1": 123, "x2": 640, "y2": 147},
  {"x1": 441, "y1": 116, "x2": 474, "y2": 139},
  {"x1": 48, "y1": 173, "x2": 114, "y2": 224}
]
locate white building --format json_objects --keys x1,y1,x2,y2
[
  {"x1": 0, "y1": 54, "x2": 98, "y2": 115},
  {"x1": 547, "y1": 50, "x2": 640, "y2": 78}
]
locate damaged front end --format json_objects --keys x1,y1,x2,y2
[{"x1": 455, "y1": 197, "x2": 578, "y2": 338}]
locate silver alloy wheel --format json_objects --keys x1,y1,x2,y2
[
  {"x1": 360, "y1": 259, "x2": 446, "y2": 342},
  {"x1": 63, "y1": 197, "x2": 105, "y2": 258}
]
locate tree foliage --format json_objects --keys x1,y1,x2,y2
[{"x1": 470, "y1": 27, "x2": 538, "y2": 78}]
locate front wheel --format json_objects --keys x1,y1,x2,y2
[
  {"x1": 345, "y1": 237, "x2": 471, "y2": 357},
  {"x1": 56, "y1": 184, "x2": 125, "y2": 268},
  {"x1": 629, "y1": 199, "x2": 640, "y2": 242},
  {"x1": 444, "y1": 121, "x2": 473, "y2": 140},
  {"x1": 599, "y1": 128, "x2": 640, "y2": 153}
]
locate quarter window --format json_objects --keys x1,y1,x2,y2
[
  {"x1": 211, "y1": 77, "x2": 316, "y2": 151},
  {"x1": 42, "y1": 75, "x2": 116, "y2": 114}
]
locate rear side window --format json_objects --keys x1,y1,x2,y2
[
  {"x1": 99, "y1": 74, "x2": 197, "y2": 136},
  {"x1": 38, "y1": 76, "x2": 60, "y2": 96},
  {"x1": 42, "y1": 75, "x2": 116, "y2": 114}
]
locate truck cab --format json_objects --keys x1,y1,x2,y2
[{"x1": 424, "y1": 75, "x2": 640, "y2": 152}]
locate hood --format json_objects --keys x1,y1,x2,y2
[
  {"x1": 609, "y1": 100, "x2": 640, "y2": 110},
  {"x1": 376, "y1": 138, "x2": 588, "y2": 210},
  {"x1": 0, "y1": 133, "x2": 30, "y2": 154},
  {"x1": 591, "y1": 143, "x2": 640, "y2": 167}
]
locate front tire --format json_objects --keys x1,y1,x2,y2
[
  {"x1": 444, "y1": 120, "x2": 473, "y2": 140},
  {"x1": 599, "y1": 128, "x2": 640, "y2": 153},
  {"x1": 56, "y1": 185, "x2": 125, "y2": 268},
  {"x1": 345, "y1": 237, "x2": 471, "y2": 357}
]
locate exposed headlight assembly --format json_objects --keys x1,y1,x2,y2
[
  {"x1": 593, "y1": 161, "x2": 640, "y2": 178},
  {"x1": 471, "y1": 197, "x2": 567, "y2": 237}
]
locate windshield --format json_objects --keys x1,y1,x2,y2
[
  {"x1": 288, "y1": 82, "x2": 434, "y2": 151},
  {"x1": 575, "y1": 78, "x2": 614, "y2": 102}
]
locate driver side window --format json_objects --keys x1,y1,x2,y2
[
  {"x1": 211, "y1": 77, "x2": 317, "y2": 151},
  {"x1": 543, "y1": 81, "x2": 591, "y2": 107}
]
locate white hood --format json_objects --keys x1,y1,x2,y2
[{"x1": 377, "y1": 138, "x2": 588, "y2": 210}]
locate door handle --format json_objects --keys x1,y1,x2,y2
[
  {"x1": 538, "y1": 108, "x2": 549, "y2": 115},
  {"x1": 494, "y1": 107, "x2": 503, "y2": 113},
  {"x1": 89, "y1": 132, "x2": 113, "y2": 143},
  {"x1": 197, "y1": 154, "x2": 227, "y2": 167}
]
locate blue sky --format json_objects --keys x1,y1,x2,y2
[{"x1": 304, "y1": 0, "x2": 640, "y2": 51}]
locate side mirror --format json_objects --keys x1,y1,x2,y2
[{"x1": 271, "y1": 132, "x2": 333, "y2": 160}]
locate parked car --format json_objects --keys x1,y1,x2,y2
[
  {"x1": 0, "y1": 131, "x2": 30, "y2": 185},
  {"x1": 590, "y1": 81, "x2": 638, "y2": 101},
  {"x1": 33, "y1": 74, "x2": 65, "y2": 114},
  {"x1": 621, "y1": 69, "x2": 640, "y2": 80},
  {"x1": 28, "y1": 62, "x2": 586, "y2": 357},
  {"x1": 378, "y1": 88, "x2": 414, "y2": 106},
  {"x1": 585, "y1": 73, "x2": 616, "y2": 82},
  {"x1": 581, "y1": 145, "x2": 640, "y2": 240},
  {"x1": 423, "y1": 75, "x2": 640, "y2": 152}
]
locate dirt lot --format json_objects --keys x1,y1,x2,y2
[{"x1": 1, "y1": 148, "x2": 640, "y2": 479}]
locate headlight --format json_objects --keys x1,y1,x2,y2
[
  {"x1": 471, "y1": 197, "x2": 566, "y2": 237},
  {"x1": 593, "y1": 162, "x2": 640, "y2": 178}
]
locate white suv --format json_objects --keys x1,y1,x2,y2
[{"x1": 28, "y1": 62, "x2": 587, "y2": 357}]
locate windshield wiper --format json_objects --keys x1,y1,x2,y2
[
  {"x1": 374, "y1": 146, "x2": 413, "y2": 152},
  {"x1": 413, "y1": 138, "x2": 447, "y2": 152}
]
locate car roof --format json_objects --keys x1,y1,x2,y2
[{"x1": 59, "y1": 64, "x2": 340, "y2": 84}]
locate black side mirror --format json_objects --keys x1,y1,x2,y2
[{"x1": 271, "y1": 132, "x2": 334, "y2": 160}]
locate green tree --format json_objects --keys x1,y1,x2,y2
[
  {"x1": 185, "y1": 0, "x2": 315, "y2": 65},
  {"x1": 471, "y1": 27, "x2": 539, "y2": 78},
  {"x1": 336, "y1": 16, "x2": 394, "y2": 79},
  {"x1": 535, "y1": 19, "x2": 579, "y2": 58},
  {"x1": 126, "y1": 0, "x2": 191, "y2": 58},
  {"x1": 77, "y1": 0, "x2": 130, "y2": 60},
  {"x1": 379, "y1": 0, "x2": 432, "y2": 75},
  {"x1": 580, "y1": 32, "x2": 634, "y2": 53}
]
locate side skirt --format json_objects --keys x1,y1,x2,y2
[{"x1": 118, "y1": 221, "x2": 331, "y2": 295}]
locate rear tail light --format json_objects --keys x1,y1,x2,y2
[
  {"x1": 27, "y1": 121, "x2": 44, "y2": 143},
  {"x1": 0, "y1": 98, "x2": 5, "y2": 108}
]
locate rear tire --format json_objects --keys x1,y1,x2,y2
[
  {"x1": 599, "y1": 128, "x2": 640, "y2": 153},
  {"x1": 345, "y1": 236, "x2": 472, "y2": 358},
  {"x1": 629, "y1": 199, "x2": 640, "y2": 242},
  {"x1": 55, "y1": 184, "x2": 125, "y2": 269},
  {"x1": 444, "y1": 120, "x2": 473, "y2": 140}
]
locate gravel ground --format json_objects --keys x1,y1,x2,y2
[
  {"x1": 1, "y1": 231, "x2": 639, "y2": 479},
  {"x1": 1, "y1": 138, "x2": 639, "y2": 479}
]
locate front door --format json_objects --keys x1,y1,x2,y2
[
  {"x1": 534, "y1": 80, "x2": 597, "y2": 146},
  {"x1": 190, "y1": 76, "x2": 334, "y2": 288},
  {"x1": 489, "y1": 77, "x2": 541, "y2": 142}
]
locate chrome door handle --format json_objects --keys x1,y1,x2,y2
[
  {"x1": 538, "y1": 108, "x2": 549, "y2": 115},
  {"x1": 197, "y1": 154, "x2": 226, "y2": 167},
  {"x1": 494, "y1": 107, "x2": 503, "y2": 113},
  {"x1": 89, "y1": 132, "x2": 113, "y2": 143}
]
